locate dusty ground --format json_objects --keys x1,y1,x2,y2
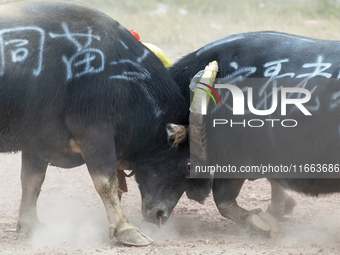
[{"x1": 1, "y1": 153, "x2": 340, "y2": 255}]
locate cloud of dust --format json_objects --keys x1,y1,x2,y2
[
  {"x1": 27, "y1": 166, "x2": 203, "y2": 252},
  {"x1": 277, "y1": 204, "x2": 340, "y2": 248},
  {"x1": 129, "y1": 213, "x2": 202, "y2": 243},
  {"x1": 29, "y1": 191, "x2": 108, "y2": 252}
]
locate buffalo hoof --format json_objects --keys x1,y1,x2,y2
[
  {"x1": 246, "y1": 211, "x2": 280, "y2": 238},
  {"x1": 16, "y1": 219, "x2": 44, "y2": 236},
  {"x1": 267, "y1": 196, "x2": 297, "y2": 218},
  {"x1": 110, "y1": 224, "x2": 154, "y2": 246}
]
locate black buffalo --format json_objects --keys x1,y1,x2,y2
[
  {"x1": 0, "y1": 1, "x2": 210, "y2": 246},
  {"x1": 170, "y1": 32, "x2": 340, "y2": 235}
]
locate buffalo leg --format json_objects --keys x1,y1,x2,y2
[
  {"x1": 213, "y1": 178, "x2": 280, "y2": 237},
  {"x1": 267, "y1": 179, "x2": 297, "y2": 218},
  {"x1": 79, "y1": 129, "x2": 153, "y2": 246},
  {"x1": 213, "y1": 178, "x2": 258, "y2": 227},
  {"x1": 17, "y1": 152, "x2": 48, "y2": 235},
  {"x1": 88, "y1": 172, "x2": 153, "y2": 245}
]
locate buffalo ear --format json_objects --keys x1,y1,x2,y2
[{"x1": 166, "y1": 123, "x2": 188, "y2": 147}]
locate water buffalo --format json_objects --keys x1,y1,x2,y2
[
  {"x1": 169, "y1": 32, "x2": 340, "y2": 236},
  {"x1": 0, "y1": 0, "x2": 210, "y2": 246}
]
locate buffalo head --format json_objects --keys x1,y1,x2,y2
[{"x1": 135, "y1": 122, "x2": 211, "y2": 225}]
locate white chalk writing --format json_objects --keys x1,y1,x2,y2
[
  {"x1": 196, "y1": 32, "x2": 316, "y2": 58},
  {"x1": 0, "y1": 26, "x2": 45, "y2": 76},
  {"x1": 258, "y1": 32, "x2": 316, "y2": 43},
  {"x1": 213, "y1": 56, "x2": 333, "y2": 115},
  {"x1": 196, "y1": 35, "x2": 245, "y2": 56},
  {"x1": 49, "y1": 23, "x2": 104, "y2": 80},
  {"x1": 0, "y1": 23, "x2": 166, "y2": 119},
  {"x1": 263, "y1": 59, "x2": 295, "y2": 79},
  {"x1": 109, "y1": 49, "x2": 150, "y2": 81},
  {"x1": 224, "y1": 62, "x2": 257, "y2": 83},
  {"x1": 109, "y1": 48, "x2": 162, "y2": 116},
  {"x1": 296, "y1": 56, "x2": 332, "y2": 79},
  {"x1": 330, "y1": 91, "x2": 340, "y2": 110}
]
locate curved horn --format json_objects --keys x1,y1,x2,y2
[{"x1": 189, "y1": 61, "x2": 219, "y2": 162}]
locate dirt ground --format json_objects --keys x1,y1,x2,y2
[{"x1": 1, "y1": 153, "x2": 340, "y2": 255}]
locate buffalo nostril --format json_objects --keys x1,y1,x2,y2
[
  {"x1": 156, "y1": 210, "x2": 165, "y2": 219},
  {"x1": 144, "y1": 207, "x2": 169, "y2": 224},
  {"x1": 156, "y1": 210, "x2": 169, "y2": 219},
  {"x1": 156, "y1": 210, "x2": 169, "y2": 229}
]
